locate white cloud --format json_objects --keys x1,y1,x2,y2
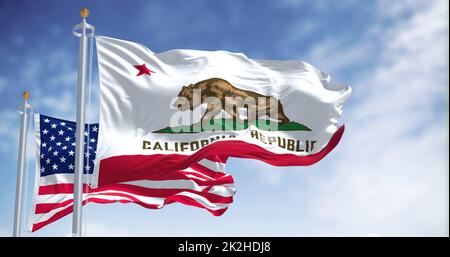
[
  {"x1": 305, "y1": 123, "x2": 448, "y2": 236},
  {"x1": 306, "y1": 38, "x2": 374, "y2": 74},
  {"x1": 0, "y1": 77, "x2": 6, "y2": 92},
  {"x1": 284, "y1": 0, "x2": 449, "y2": 236},
  {"x1": 258, "y1": 170, "x2": 284, "y2": 187},
  {"x1": 40, "y1": 91, "x2": 76, "y2": 116},
  {"x1": 0, "y1": 30, "x2": 84, "y2": 115},
  {"x1": 0, "y1": 226, "x2": 10, "y2": 237},
  {"x1": 0, "y1": 111, "x2": 19, "y2": 154},
  {"x1": 278, "y1": 0, "x2": 360, "y2": 10},
  {"x1": 84, "y1": 222, "x2": 130, "y2": 237},
  {"x1": 376, "y1": 0, "x2": 430, "y2": 19}
]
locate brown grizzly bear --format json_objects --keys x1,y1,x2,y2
[{"x1": 173, "y1": 78, "x2": 290, "y2": 125}]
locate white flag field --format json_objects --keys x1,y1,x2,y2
[{"x1": 93, "y1": 36, "x2": 351, "y2": 187}]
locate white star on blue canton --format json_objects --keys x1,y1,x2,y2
[{"x1": 39, "y1": 116, "x2": 99, "y2": 177}]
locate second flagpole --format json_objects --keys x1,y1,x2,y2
[
  {"x1": 72, "y1": 8, "x2": 94, "y2": 237},
  {"x1": 13, "y1": 92, "x2": 32, "y2": 237}
]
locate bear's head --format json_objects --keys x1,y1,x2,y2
[{"x1": 172, "y1": 84, "x2": 199, "y2": 111}]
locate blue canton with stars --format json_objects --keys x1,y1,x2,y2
[{"x1": 39, "y1": 114, "x2": 99, "y2": 177}]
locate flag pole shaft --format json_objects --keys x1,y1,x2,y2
[
  {"x1": 72, "y1": 8, "x2": 91, "y2": 237},
  {"x1": 13, "y1": 92, "x2": 30, "y2": 237}
]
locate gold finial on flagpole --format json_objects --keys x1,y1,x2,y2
[
  {"x1": 22, "y1": 91, "x2": 29, "y2": 101},
  {"x1": 80, "y1": 8, "x2": 89, "y2": 19}
]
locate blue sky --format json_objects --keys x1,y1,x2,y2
[{"x1": 0, "y1": 0, "x2": 448, "y2": 236}]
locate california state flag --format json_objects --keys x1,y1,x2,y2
[{"x1": 93, "y1": 36, "x2": 351, "y2": 187}]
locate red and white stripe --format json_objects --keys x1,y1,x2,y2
[{"x1": 29, "y1": 157, "x2": 235, "y2": 232}]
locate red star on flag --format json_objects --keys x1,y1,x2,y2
[{"x1": 134, "y1": 64, "x2": 155, "y2": 76}]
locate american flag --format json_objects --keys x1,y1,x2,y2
[{"x1": 30, "y1": 114, "x2": 236, "y2": 232}]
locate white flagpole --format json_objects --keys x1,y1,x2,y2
[
  {"x1": 13, "y1": 91, "x2": 32, "y2": 237},
  {"x1": 72, "y1": 8, "x2": 94, "y2": 237}
]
